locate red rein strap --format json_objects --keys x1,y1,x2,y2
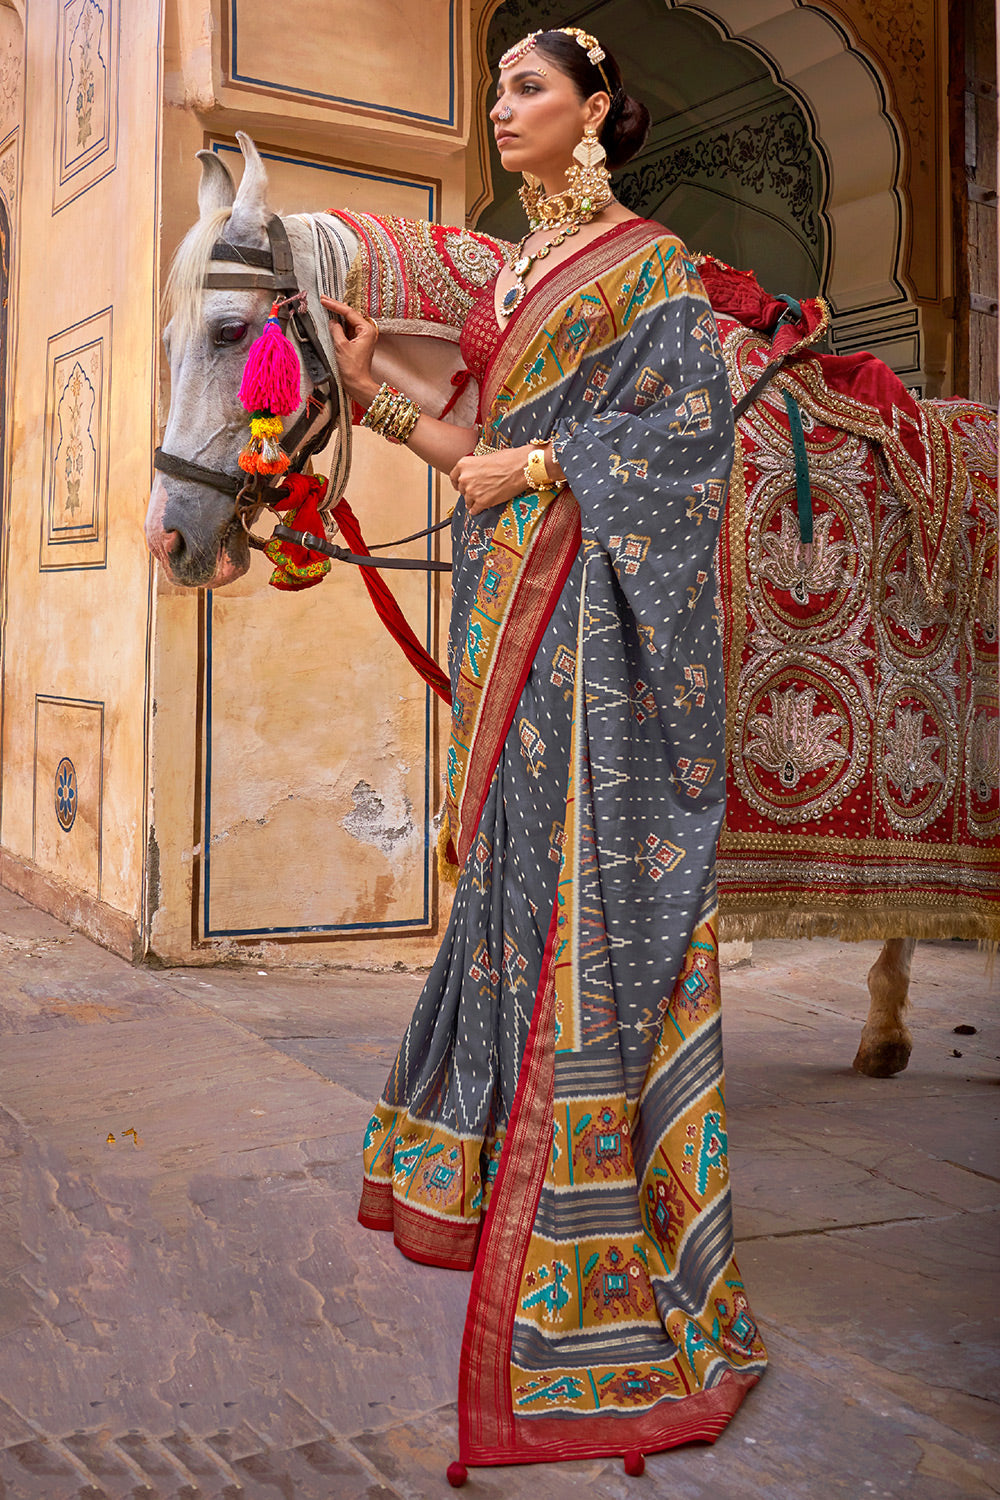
[
  {"x1": 331, "y1": 498, "x2": 452, "y2": 705},
  {"x1": 264, "y1": 475, "x2": 452, "y2": 703}
]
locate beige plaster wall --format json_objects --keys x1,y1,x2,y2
[
  {"x1": 0, "y1": 0, "x2": 472, "y2": 967},
  {"x1": 148, "y1": 1, "x2": 472, "y2": 967},
  {"x1": 0, "y1": 0, "x2": 158, "y2": 953}
]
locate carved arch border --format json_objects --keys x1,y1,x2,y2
[
  {"x1": 468, "y1": 0, "x2": 937, "y2": 387},
  {"x1": 662, "y1": 2, "x2": 910, "y2": 317}
]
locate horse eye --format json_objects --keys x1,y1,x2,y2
[{"x1": 215, "y1": 321, "x2": 248, "y2": 345}]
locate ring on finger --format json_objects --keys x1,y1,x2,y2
[{"x1": 364, "y1": 315, "x2": 380, "y2": 340}]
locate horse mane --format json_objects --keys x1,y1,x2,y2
[{"x1": 163, "y1": 206, "x2": 235, "y2": 344}]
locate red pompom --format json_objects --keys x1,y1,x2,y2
[
  {"x1": 446, "y1": 1461, "x2": 468, "y2": 1487},
  {"x1": 623, "y1": 1450, "x2": 645, "y2": 1476},
  {"x1": 238, "y1": 302, "x2": 301, "y2": 416}
]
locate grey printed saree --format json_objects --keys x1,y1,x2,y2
[{"x1": 357, "y1": 217, "x2": 766, "y2": 1467}]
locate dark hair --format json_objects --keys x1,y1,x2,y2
[{"x1": 530, "y1": 30, "x2": 650, "y2": 171}]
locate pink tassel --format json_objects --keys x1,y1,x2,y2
[{"x1": 238, "y1": 302, "x2": 301, "y2": 416}]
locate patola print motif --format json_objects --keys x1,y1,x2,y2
[{"x1": 352, "y1": 220, "x2": 768, "y2": 1468}]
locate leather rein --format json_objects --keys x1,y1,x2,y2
[{"x1": 153, "y1": 213, "x2": 451, "y2": 572}]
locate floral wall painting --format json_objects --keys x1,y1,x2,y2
[
  {"x1": 0, "y1": 13, "x2": 22, "y2": 147},
  {"x1": 41, "y1": 308, "x2": 112, "y2": 569},
  {"x1": 54, "y1": 0, "x2": 119, "y2": 211},
  {"x1": 51, "y1": 356, "x2": 98, "y2": 534}
]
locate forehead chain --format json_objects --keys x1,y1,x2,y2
[{"x1": 499, "y1": 27, "x2": 611, "y2": 93}]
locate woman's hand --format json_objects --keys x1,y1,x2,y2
[
  {"x1": 319, "y1": 296, "x2": 379, "y2": 407},
  {"x1": 450, "y1": 447, "x2": 533, "y2": 516}
]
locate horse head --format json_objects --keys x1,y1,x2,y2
[{"x1": 147, "y1": 132, "x2": 336, "y2": 588}]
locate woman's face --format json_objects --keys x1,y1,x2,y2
[{"x1": 490, "y1": 49, "x2": 606, "y2": 190}]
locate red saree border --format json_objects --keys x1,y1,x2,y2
[
  {"x1": 456, "y1": 897, "x2": 760, "y2": 1469},
  {"x1": 358, "y1": 1180, "x2": 480, "y2": 1272},
  {"x1": 458, "y1": 893, "x2": 561, "y2": 1459},
  {"x1": 455, "y1": 497, "x2": 582, "y2": 866},
  {"x1": 481, "y1": 219, "x2": 666, "y2": 419},
  {"x1": 466, "y1": 1371, "x2": 758, "y2": 1465}
]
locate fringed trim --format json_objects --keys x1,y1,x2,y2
[
  {"x1": 437, "y1": 805, "x2": 459, "y2": 888},
  {"x1": 717, "y1": 905, "x2": 1000, "y2": 945},
  {"x1": 344, "y1": 252, "x2": 363, "y2": 317}
]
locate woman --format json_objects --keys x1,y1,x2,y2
[{"x1": 322, "y1": 27, "x2": 767, "y2": 1479}]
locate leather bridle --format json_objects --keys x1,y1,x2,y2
[
  {"x1": 152, "y1": 212, "x2": 453, "y2": 571},
  {"x1": 153, "y1": 213, "x2": 350, "y2": 527}
]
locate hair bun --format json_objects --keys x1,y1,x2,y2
[{"x1": 603, "y1": 94, "x2": 650, "y2": 171}]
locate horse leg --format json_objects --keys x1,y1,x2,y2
[{"x1": 853, "y1": 938, "x2": 917, "y2": 1077}]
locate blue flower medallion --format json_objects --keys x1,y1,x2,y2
[{"x1": 55, "y1": 757, "x2": 77, "y2": 832}]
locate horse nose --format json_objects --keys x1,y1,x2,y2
[{"x1": 145, "y1": 476, "x2": 181, "y2": 570}]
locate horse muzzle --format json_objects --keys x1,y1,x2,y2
[{"x1": 145, "y1": 474, "x2": 251, "y2": 588}]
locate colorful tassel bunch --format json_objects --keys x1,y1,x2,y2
[{"x1": 237, "y1": 301, "x2": 302, "y2": 476}]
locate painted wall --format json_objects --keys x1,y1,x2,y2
[
  {"x1": 148, "y1": 0, "x2": 472, "y2": 966},
  {"x1": 0, "y1": 0, "x2": 970, "y2": 969},
  {"x1": 0, "y1": 0, "x2": 472, "y2": 967},
  {"x1": 0, "y1": 0, "x2": 157, "y2": 957}
]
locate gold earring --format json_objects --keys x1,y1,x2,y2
[
  {"x1": 572, "y1": 124, "x2": 607, "y2": 171},
  {"x1": 518, "y1": 171, "x2": 545, "y2": 227},
  {"x1": 566, "y1": 125, "x2": 612, "y2": 217}
]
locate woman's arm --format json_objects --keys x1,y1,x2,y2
[
  {"x1": 450, "y1": 444, "x2": 565, "y2": 517},
  {"x1": 322, "y1": 296, "x2": 565, "y2": 516},
  {"x1": 322, "y1": 296, "x2": 477, "y2": 470}
]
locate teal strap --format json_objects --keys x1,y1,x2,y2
[
  {"x1": 780, "y1": 390, "x2": 813, "y2": 544},
  {"x1": 775, "y1": 292, "x2": 803, "y2": 324}
]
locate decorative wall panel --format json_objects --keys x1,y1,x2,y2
[
  {"x1": 40, "y1": 307, "x2": 112, "y2": 570},
  {"x1": 0, "y1": 9, "x2": 22, "y2": 147},
  {"x1": 53, "y1": 0, "x2": 119, "y2": 212},
  {"x1": 0, "y1": 134, "x2": 18, "y2": 213},
  {"x1": 33, "y1": 696, "x2": 104, "y2": 897},
  {"x1": 226, "y1": 0, "x2": 457, "y2": 127}
]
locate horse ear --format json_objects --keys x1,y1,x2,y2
[
  {"x1": 196, "y1": 149, "x2": 235, "y2": 218},
  {"x1": 227, "y1": 131, "x2": 269, "y2": 240}
]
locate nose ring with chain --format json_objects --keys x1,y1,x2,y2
[{"x1": 497, "y1": 105, "x2": 513, "y2": 121}]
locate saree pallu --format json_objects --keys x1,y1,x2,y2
[{"x1": 360, "y1": 219, "x2": 766, "y2": 1467}]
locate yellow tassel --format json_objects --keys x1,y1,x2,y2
[
  {"x1": 239, "y1": 413, "x2": 290, "y2": 474},
  {"x1": 250, "y1": 415, "x2": 283, "y2": 440}
]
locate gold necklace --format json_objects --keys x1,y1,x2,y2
[{"x1": 500, "y1": 222, "x2": 582, "y2": 318}]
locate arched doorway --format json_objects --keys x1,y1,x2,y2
[
  {"x1": 475, "y1": 2, "x2": 829, "y2": 304},
  {"x1": 470, "y1": 0, "x2": 938, "y2": 390}
]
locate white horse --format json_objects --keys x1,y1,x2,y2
[
  {"x1": 148, "y1": 132, "x2": 933, "y2": 1078},
  {"x1": 147, "y1": 134, "x2": 477, "y2": 590}
]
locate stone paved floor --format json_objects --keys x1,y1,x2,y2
[{"x1": 0, "y1": 883, "x2": 996, "y2": 1499}]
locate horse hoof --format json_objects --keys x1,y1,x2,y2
[{"x1": 853, "y1": 1030, "x2": 912, "y2": 1077}]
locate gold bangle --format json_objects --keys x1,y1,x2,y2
[
  {"x1": 524, "y1": 446, "x2": 551, "y2": 491},
  {"x1": 360, "y1": 382, "x2": 421, "y2": 444}
]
